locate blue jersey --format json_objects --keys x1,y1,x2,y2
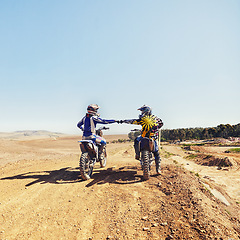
[{"x1": 77, "y1": 114, "x2": 115, "y2": 137}]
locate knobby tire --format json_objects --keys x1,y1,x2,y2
[
  {"x1": 79, "y1": 152, "x2": 92, "y2": 180},
  {"x1": 142, "y1": 150, "x2": 150, "y2": 180}
]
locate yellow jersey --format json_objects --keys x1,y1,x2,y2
[{"x1": 128, "y1": 115, "x2": 163, "y2": 139}]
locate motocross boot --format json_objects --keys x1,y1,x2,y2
[
  {"x1": 89, "y1": 159, "x2": 94, "y2": 168},
  {"x1": 154, "y1": 151, "x2": 161, "y2": 175},
  {"x1": 134, "y1": 138, "x2": 140, "y2": 160},
  {"x1": 98, "y1": 143, "x2": 106, "y2": 160}
]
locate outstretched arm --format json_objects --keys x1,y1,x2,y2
[
  {"x1": 95, "y1": 117, "x2": 116, "y2": 124},
  {"x1": 123, "y1": 119, "x2": 141, "y2": 125}
]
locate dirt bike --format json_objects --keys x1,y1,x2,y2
[
  {"x1": 78, "y1": 127, "x2": 109, "y2": 180},
  {"x1": 131, "y1": 129, "x2": 155, "y2": 180}
]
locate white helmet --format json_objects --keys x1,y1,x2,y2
[{"x1": 87, "y1": 104, "x2": 100, "y2": 116}]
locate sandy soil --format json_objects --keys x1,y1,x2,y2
[
  {"x1": 0, "y1": 136, "x2": 240, "y2": 240},
  {"x1": 163, "y1": 144, "x2": 240, "y2": 204}
]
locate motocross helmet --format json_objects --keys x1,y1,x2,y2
[
  {"x1": 138, "y1": 105, "x2": 152, "y2": 118},
  {"x1": 87, "y1": 104, "x2": 100, "y2": 116}
]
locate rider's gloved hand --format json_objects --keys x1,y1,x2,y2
[{"x1": 116, "y1": 120, "x2": 124, "y2": 124}]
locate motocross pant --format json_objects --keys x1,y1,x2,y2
[{"x1": 134, "y1": 136, "x2": 161, "y2": 172}]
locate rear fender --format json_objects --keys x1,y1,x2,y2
[
  {"x1": 140, "y1": 138, "x2": 154, "y2": 152},
  {"x1": 80, "y1": 141, "x2": 97, "y2": 157}
]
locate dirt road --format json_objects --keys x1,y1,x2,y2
[{"x1": 0, "y1": 136, "x2": 240, "y2": 239}]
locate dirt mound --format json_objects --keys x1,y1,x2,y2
[{"x1": 187, "y1": 154, "x2": 233, "y2": 167}]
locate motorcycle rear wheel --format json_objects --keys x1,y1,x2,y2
[
  {"x1": 79, "y1": 152, "x2": 93, "y2": 180},
  {"x1": 141, "y1": 150, "x2": 150, "y2": 180}
]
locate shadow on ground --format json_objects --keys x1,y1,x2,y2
[
  {"x1": 0, "y1": 165, "x2": 159, "y2": 187},
  {"x1": 0, "y1": 167, "x2": 82, "y2": 186},
  {"x1": 86, "y1": 166, "x2": 154, "y2": 187}
]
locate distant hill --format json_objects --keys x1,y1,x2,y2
[{"x1": 0, "y1": 130, "x2": 66, "y2": 140}]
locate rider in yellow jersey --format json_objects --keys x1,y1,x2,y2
[{"x1": 123, "y1": 105, "x2": 163, "y2": 174}]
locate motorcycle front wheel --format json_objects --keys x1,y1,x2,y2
[
  {"x1": 99, "y1": 147, "x2": 107, "y2": 168},
  {"x1": 79, "y1": 152, "x2": 93, "y2": 180},
  {"x1": 141, "y1": 150, "x2": 150, "y2": 180}
]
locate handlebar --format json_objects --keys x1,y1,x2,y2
[
  {"x1": 79, "y1": 126, "x2": 109, "y2": 131},
  {"x1": 98, "y1": 127, "x2": 109, "y2": 130},
  {"x1": 131, "y1": 129, "x2": 140, "y2": 132}
]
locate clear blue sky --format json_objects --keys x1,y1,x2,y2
[{"x1": 1, "y1": 0, "x2": 239, "y2": 134}]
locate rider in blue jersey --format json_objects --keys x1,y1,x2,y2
[{"x1": 77, "y1": 104, "x2": 117, "y2": 159}]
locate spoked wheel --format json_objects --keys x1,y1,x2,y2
[
  {"x1": 141, "y1": 150, "x2": 150, "y2": 180},
  {"x1": 79, "y1": 152, "x2": 93, "y2": 180},
  {"x1": 99, "y1": 147, "x2": 107, "y2": 168}
]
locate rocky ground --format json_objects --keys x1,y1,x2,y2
[{"x1": 0, "y1": 135, "x2": 239, "y2": 239}]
